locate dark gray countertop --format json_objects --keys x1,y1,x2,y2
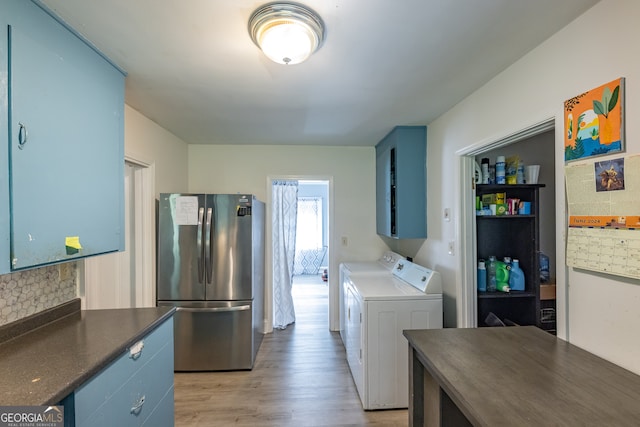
[
  {"x1": 404, "y1": 326, "x2": 640, "y2": 426},
  {"x1": 0, "y1": 300, "x2": 175, "y2": 405}
]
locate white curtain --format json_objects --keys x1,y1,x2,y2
[{"x1": 272, "y1": 180, "x2": 298, "y2": 329}]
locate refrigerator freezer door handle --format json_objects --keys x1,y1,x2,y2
[
  {"x1": 175, "y1": 305, "x2": 251, "y2": 313},
  {"x1": 205, "y1": 207, "x2": 213, "y2": 284},
  {"x1": 197, "y1": 207, "x2": 205, "y2": 283}
]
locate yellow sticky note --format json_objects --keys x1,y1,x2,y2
[{"x1": 65, "y1": 236, "x2": 82, "y2": 250}]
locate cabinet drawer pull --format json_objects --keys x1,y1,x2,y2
[
  {"x1": 18, "y1": 122, "x2": 28, "y2": 149},
  {"x1": 129, "y1": 340, "x2": 144, "y2": 360},
  {"x1": 130, "y1": 395, "x2": 145, "y2": 415}
]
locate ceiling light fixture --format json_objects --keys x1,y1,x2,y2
[{"x1": 248, "y1": 2, "x2": 325, "y2": 65}]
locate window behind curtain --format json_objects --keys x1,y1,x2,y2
[
  {"x1": 293, "y1": 197, "x2": 325, "y2": 275},
  {"x1": 296, "y1": 197, "x2": 323, "y2": 250}
]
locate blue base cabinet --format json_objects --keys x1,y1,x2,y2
[
  {"x1": 73, "y1": 318, "x2": 175, "y2": 427},
  {"x1": 0, "y1": 0, "x2": 125, "y2": 273},
  {"x1": 375, "y1": 126, "x2": 427, "y2": 239}
]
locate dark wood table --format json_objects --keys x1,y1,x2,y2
[{"x1": 404, "y1": 326, "x2": 640, "y2": 426}]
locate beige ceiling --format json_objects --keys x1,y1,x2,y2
[{"x1": 40, "y1": 0, "x2": 600, "y2": 146}]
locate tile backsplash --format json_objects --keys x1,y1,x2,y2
[{"x1": 0, "y1": 263, "x2": 77, "y2": 326}]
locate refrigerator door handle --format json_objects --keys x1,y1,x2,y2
[
  {"x1": 196, "y1": 207, "x2": 205, "y2": 283},
  {"x1": 175, "y1": 305, "x2": 251, "y2": 313},
  {"x1": 205, "y1": 207, "x2": 213, "y2": 284}
]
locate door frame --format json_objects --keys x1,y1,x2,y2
[
  {"x1": 266, "y1": 175, "x2": 334, "y2": 334},
  {"x1": 80, "y1": 155, "x2": 155, "y2": 308},
  {"x1": 128, "y1": 156, "x2": 156, "y2": 307},
  {"x1": 455, "y1": 117, "x2": 555, "y2": 328}
]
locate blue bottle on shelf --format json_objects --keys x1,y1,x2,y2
[
  {"x1": 477, "y1": 260, "x2": 487, "y2": 292},
  {"x1": 509, "y1": 259, "x2": 525, "y2": 291}
]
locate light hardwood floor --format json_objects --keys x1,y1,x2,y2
[{"x1": 174, "y1": 276, "x2": 408, "y2": 426}]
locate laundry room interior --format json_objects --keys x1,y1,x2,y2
[{"x1": 2, "y1": 1, "x2": 640, "y2": 426}]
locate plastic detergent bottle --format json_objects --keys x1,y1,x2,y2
[
  {"x1": 517, "y1": 161, "x2": 525, "y2": 184},
  {"x1": 496, "y1": 156, "x2": 506, "y2": 184},
  {"x1": 539, "y1": 252, "x2": 550, "y2": 283},
  {"x1": 487, "y1": 256, "x2": 497, "y2": 292},
  {"x1": 495, "y1": 260, "x2": 510, "y2": 292},
  {"x1": 509, "y1": 259, "x2": 525, "y2": 291},
  {"x1": 477, "y1": 260, "x2": 487, "y2": 292},
  {"x1": 481, "y1": 158, "x2": 490, "y2": 184},
  {"x1": 496, "y1": 281, "x2": 511, "y2": 293}
]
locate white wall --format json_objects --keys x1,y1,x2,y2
[
  {"x1": 188, "y1": 144, "x2": 389, "y2": 330},
  {"x1": 413, "y1": 0, "x2": 640, "y2": 373},
  {"x1": 124, "y1": 105, "x2": 189, "y2": 196}
]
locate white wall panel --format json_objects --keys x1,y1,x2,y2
[{"x1": 414, "y1": 0, "x2": 640, "y2": 373}]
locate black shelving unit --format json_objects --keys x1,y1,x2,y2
[{"x1": 476, "y1": 184, "x2": 544, "y2": 327}]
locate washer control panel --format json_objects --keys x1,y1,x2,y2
[{"x1": 392, "y1": 260, "x2": 442, "y2": 294}]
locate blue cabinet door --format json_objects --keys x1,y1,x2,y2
[
  {"x1": 375, "y1": 126, "x2": 427, "y2": 239},
  {"x1": 0, "y1": 8, "x2": 10, "y2": 273},
  {"x1": 7, "y1": 1, "x2": 124, "y2": 269},
  {"x1": 394, "y1": 126, "x2": 427, "y2": 238},
  {"x1": 74, "y1": 318, "x2": 175, "y2": 427}
]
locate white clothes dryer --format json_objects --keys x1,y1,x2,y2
[
  {"x1": 345, "y1": 259, "x2": 442, "y2": 410},
  {"x1": 339, "y1": 251, "x2": 404, "y2": 344}
]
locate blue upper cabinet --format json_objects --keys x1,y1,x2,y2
[
  {"x1": 375, "y1": 126, "x2": 427, "y2": 239},
  {"x1": 0, "y1": 1, "x2": 125, "y2": 272}
]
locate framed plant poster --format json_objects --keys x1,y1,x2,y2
[{"x1": 564, "y1": 77, "x2": 625, "y2": 162}]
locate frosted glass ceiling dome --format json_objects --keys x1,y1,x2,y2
[{"x1": 248, "y1": 2, "x2": 325, "y2": 65}]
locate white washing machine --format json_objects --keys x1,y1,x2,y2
[
  {"x1": 339, "y1": 251, "x2": 404, "y2": 344},
  {"x1": 345, "y1": 259, "x2": 442, "y2": 410}
]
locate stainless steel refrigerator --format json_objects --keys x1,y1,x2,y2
[{"x1": 157, "y1": 193, "x2": 265, "y2": 371}]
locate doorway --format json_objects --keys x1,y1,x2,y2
[
  {"x1": 269, "y1": 177, "x2": 332, "y2": 332},
  {"x1": 456, "y1": 119, "x2": 557, "y2": 328},
  {"x1": 292, "y1": 181, "x2": 330, "y2": 325}
]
